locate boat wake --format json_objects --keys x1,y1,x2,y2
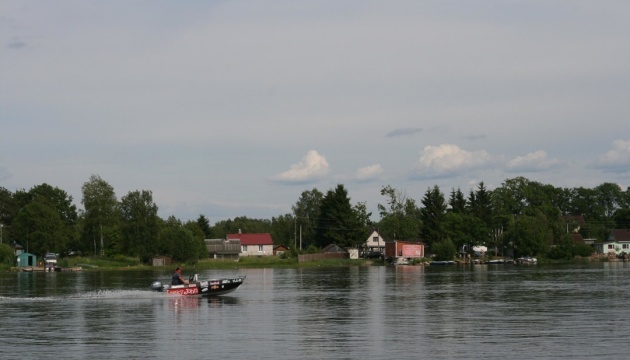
[{"x1": 0, "y1": 290, "x2": 164, "y2": 302}]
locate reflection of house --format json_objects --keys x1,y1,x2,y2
[
  {"x1": 594, "y1": 229, "x2": 630, "y2": 255},
  {"x1": 227, "y1": 233, "x2": 274, "y2": 257},
  {"x1": 205, "y1": 238, "x2": 241, "y2": 260},
  {"x1": 364, "y1": 230, "x2": 385, "y2": 253},
  {"x1": 385, "y1": 240, "x2": 424, "y2": 261}
]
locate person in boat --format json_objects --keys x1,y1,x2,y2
[{"x1": 171, "y1": 266, "x2": 189, "y2": 285}]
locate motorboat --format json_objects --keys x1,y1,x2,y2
[
  {"x1": 516, "y1": 257, "x2": 537, "y2": 264},
  {"x1": 151, "y1": 274, "x2": 245, "y2": 296}
]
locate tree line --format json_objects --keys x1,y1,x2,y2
[{"x1": 1, "y1": 175, "x2": 629, "y2": 265}]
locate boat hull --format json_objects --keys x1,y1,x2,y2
[{"x1": 152, "y1": 276, "x2": 245, "y2": 297}]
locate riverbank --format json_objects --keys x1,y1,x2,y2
[
  {"x1": 1, "y1": 253, "x2": 614, "y2": 272},
  {"x1": 0, "y1": 255, "x2": 379, "y2": 272}
]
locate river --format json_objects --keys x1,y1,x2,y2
[{"x1": 1, "y1": 263, "x2": 629, "y2": 360}]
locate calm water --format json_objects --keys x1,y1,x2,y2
[{"x1": 1, "y1": 263, "x2": 629, "y2": 360}]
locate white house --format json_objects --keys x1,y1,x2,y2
[
  {"x1": 594, "y1": 229, "x2": 630, "y2": 255},
  {"x1": 364, "y1": 230, "x2": 385, "y2": 254}
]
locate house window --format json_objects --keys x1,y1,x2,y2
[
  {"x1": 242, "y1": 245, "x2": 247, "y2": 252},
  {"x1": 608, "y1": 244, "x2": 614, "y2": 249},
  {"x1": 373, "y1": 237, "x2": 379, "y2": 243},
  {"x1": 623, "y1": 244, "x2": 629, "y2": 249},
  {"x1": 258, "y1": 245, "x2": 264, "y2": 252}
]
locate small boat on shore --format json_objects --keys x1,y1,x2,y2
[
  {"x1": 151, "y1": 274, "x2": 245, "y2": 297},
  {"x1": 430, "y1": 260, "x2": 456, "y2": 266},
  {"x1": 516, "y1": 257, "x2": 537, "y2": 264}
]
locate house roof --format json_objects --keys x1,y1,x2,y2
[
  {"x1": 570, "y1": 233, "x2": 585, "y2": 244},
  {"x1": 608, "y1": 229, "x2": 630, "y2": 242},
  {"x1": 322, "y1": 244, "x2": 346, "y2": 253},
  {"x1": 562, "y1": 215, "x2": 586, "y2": 225},
  {"x1": 227, "y1": 233, "x2": 274, "y2": 246}
]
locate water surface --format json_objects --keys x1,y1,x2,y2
[{"x1": 1, "y1": 263, "x2": 628, "y2": 359}]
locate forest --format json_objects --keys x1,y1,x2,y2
[{"x1": 1, "y1": 174, "x2": 629, "y2": 265}]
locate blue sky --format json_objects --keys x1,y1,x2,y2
[{"x1": 1, "y1": 1, "x2": 629, "y2": 224}]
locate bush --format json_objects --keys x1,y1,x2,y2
[
  {"x1": 573, "y1": 244, "x2": 595, "y2": 258},
  {"x1": 0, "y1": 244, "x2": 14, "y2": 266},
  {"x1": 432, "y1": 239, "x2": 456, "y2": 261}
]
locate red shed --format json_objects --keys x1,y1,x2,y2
[{"x1": 385, "y1": 241, "x2": 425, "y2": 260}]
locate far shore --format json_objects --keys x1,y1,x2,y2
[{"x1": 2, "y1": 253, "x2": 613, "y2": 273}]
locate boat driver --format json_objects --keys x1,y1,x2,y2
[{"x1": 171, "y1": 266, "x2": 189, "y2": 285}]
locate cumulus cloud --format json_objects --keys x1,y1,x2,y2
[
  {"x1": 354, "y1": 164, "x2": 384, "y2": 182},
  {"x1": 589, "y1": 140, "x2": 630, "y2": 173},
  {"x1": 410, "y1": 144, "x2": 496, "y2": 180},
  {"x1": 386, "y1": 128, "x2": 423, "y2": 137},
  {"x1": 271, "y1": 150, "x2": 330, "y2": 184},
  {"x1": 505, "y1": 150, "x2": 562, "y2": 172}
]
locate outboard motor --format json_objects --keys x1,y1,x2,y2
[{"x1": 151, "y1": 281, "x2": 163, "y2": 291}]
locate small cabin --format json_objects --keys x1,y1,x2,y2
[
  {"x1": 16, "y1": 252, "x2": 37, "y2": 268},
  {"x1": 150, "y1": 256, "x2": 172, "y2": 267}
]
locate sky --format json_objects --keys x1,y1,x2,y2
[{"x1": 1, "y1": 0, "x2": 630, "y2": 224}]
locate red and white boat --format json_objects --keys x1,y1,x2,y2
[{"x1": 151, "y1": 274, "x2": 245, "y2": 296}]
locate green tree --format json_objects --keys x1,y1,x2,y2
[
  {"x1": 504, "y1": 210, "x2": 552, "y2": 257},
  {"x1": 448, "y1": 188, "x2": 467, "y2": 214},
  {"x1": 0, "y1": 187, "x2": 17, "y2": 230},
  {"x1": 377, "y1": 185, "x2": 420, "y2": 240},
  {"x1": 0, "y1": 243, "x2": 14, "y2": 266},
  {"x1": 420, "y1": 185, "x2": 447, "y2": 247},
  {"x1": 292, "y1": 188, "x2": 323, "y2": 249},
  {"x1": 270, "y1": 213, "x2": 296, "y2": 249},
  {"x1": 432, "y1": 238, "x2": 456, "y2": 261},
  {"x1": 12, "y1": 184, "x2": 78, "y2": 255},
  {"x1": 196, "y1": 215, "x2": 211, "y2": 238},
  {"x1": 443, "y1": 212, "x2": 488, "y2": 254},
  {"x1": 13, "y1": 196, "x2": 66, "y2": 254},
  {"x1": 595, "y1": 183, "x2": 624, "y2": 220},
  {"x1": 161, "y1": 219, "x2": 207, "y2": 263},
  {"x1": 314, "y1": 184, "x2": 365, "y2": 248},
  {"x1": 212, "y1": 216, "x2": 272, "y2": 237},
  {"x1": 119, "y1": 190, "x2": 160, "y2": 261},
  {"x1": 81, "y1": 174, "x2": 118, "y2": 256}
]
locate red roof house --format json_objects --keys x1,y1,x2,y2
[{"x1": 227, "y1": 233, "x2": 274, "y2": 257}]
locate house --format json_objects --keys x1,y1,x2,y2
[
  {"x1": 594, "y1": 229, "x2": 630, "y2": 255},
  {"x1": 273, "y1": 245, "x2": 289, "y2": 256},
  {"x1": 384, "y1": 240, "x2": 425, "y2": 261},
  {"x1": 364, "y1": 230, "x2": 385, "y2": 254},
  {"x1": 227, "y1": 233, "x2": 274, "y2": 257},
  {"x1": 205, "y1": 238, "x2": 241, "y2": 260},
  {"x1": 16, "y1": 252, "x2": 37, "y2": 268},
  {"x1": 562, "y1": 215, "x2": 586, "y2": 233},
  {"x1": 150, "y1": 256, "x2": 172, "y2": 267},
  {"x1": 570, "y1": 233, "x2": 585, "y2": 245},
  {"x1": 322, "y1": 244, "x2": 346, "y2": 253}
]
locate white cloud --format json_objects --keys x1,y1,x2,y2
[
  {"x1": 410, "y1": 144, "x2": 496, "y2": 180},
  {"x1": 354, "y1": 164, "x2": 384, "y2": 182},
  {"x1": 271, "y1": 150, "x2": 330, "y2": 184},
  {"x1": 590, "y1": 140, "x2": 630, "y2": 173},
  {"x1": 506, "y1": 150, "x2": 562, "y2": 172}
]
